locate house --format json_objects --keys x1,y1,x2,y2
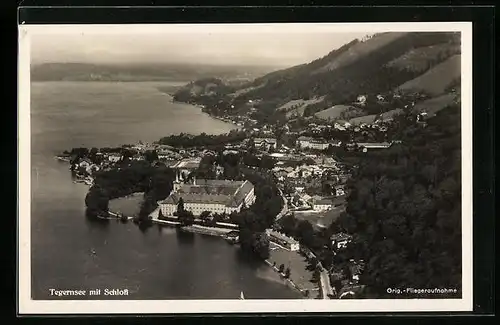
[
  {"x1": 335, "y1": 186, "x2": 345, "y2": 197},
  {"x1": 356, "y1": 95, "x2": 367, "y2": 105},
  {"x1": 313, "y1": 197, "x2": 334, "y2": 211},
  {"x1": 297, "y1": 136, "x2": 330, "y2": 150},
  {"x1": 132, "y1": 154, "x2": 145, "y2": 161},
  {"x1": 253, "y1": 137, "x2": 278, "y2": 150},
  {"x1": 78, "y1": 158, "x2": 92, "y2": 170},
  {"x1": 157, "y1": 150, "x2": 173, "y2": 160},
  {"x1": 330, "y1": 232, "x2": 352, "y2": 250},
  {"x1": 108, "y1": 153, "x2": 122, "y2": 162},
  {"x1": 266, "y1": 230, "x2": 300, "y2": 251},
  {"x1": 171, "y1": 157, "x2": 202, "y2": 177},
  {"x1": 356, "y1": 142, "x2": 393, "y2": 152},
  {"x1": 215, "y1": 165, "x2": 225, "y2": 176},
  {"x1": 329, "y1": 140, "x2": 342, "y2": 147}
]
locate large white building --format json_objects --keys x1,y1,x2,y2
[
  {"x1": 159, "y1": 178, "x2": 256, "y2": 216},
  {"x1": 297, "y1": 136, "x2": 332, "y2": 150},
  {"x1": 253, "y1": 137, "x2": 278, "y2": 150},
  {"x1": 266, "y1": 230, "x2": 300, "y2": 251}
]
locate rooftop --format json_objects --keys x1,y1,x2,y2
[{"x1": 161, "y1": 179, "x2": 254, "y2": 208}]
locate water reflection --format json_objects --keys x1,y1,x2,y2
[{"x1": 175, "y1": 229, "x2": 195, "y2": 245}]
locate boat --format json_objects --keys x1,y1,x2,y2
[
  {"x1": 240, "y1": 291, "x2": 245, "y2": 300},
  {"x1": 90, "y1": 248, "x2": 96, "y2": 255}
]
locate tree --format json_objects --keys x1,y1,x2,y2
[
  {"x1": 253, "y1": 232, "x2": 270, "y2": 260},
  {"x1": 177, "y1": 197, "x2": 185, "y2": 214},
  {"x1": 178, "y1": 210, "x2": 195, "y2": 226},
  {"x1": 199, "y1": 211, "x2": 211, "y2": 225},
  {"x1": 144, "y1": 150, "x2": 158, "y2": 163},
  {"x1": 84, "y1": 186, "x2": 109, "y2": 216},
  {"x1": 284, "y1": 267, "x2": 291, "y2": 279},
  {"x1": 296, "y1": 220, "x2": 315, "y2": 248}
]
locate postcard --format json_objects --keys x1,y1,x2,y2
[{"x1": 18, "y1": 22, "x2": 473, "y2": 314}]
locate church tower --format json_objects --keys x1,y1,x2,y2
[{"x1": 173, "y1": 169, "x2": 184, "y2": 192}]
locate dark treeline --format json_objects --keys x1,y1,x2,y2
[
  {"x1": 328, "y1": 103, "x2": 461, "y2": 298},
  {"x1": 84, "y1": 160, "x2": 176, "y2": 222},
  {"x1": 239, "y1": 33, "x2": 460, "y2": 105},
  {"x1": 158, "y1": 129, "x2": 247, "y2": 148},
  {"x1": 234, "y1": 168, "x2": 284, "y2": 259}
]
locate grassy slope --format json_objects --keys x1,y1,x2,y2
[
  {"x1": 313, "y1": 32, "x2": 409, "y2": 74},
  {"x1": 412, "y1": 93, "x2": 460, "y2": 117},
  {"x1": 314, "y1": 105, "x2": 358, "y2": 120},
  {"x1": 386, "y1": 43, "x2": 461, "y2": 73},
  {"x1": 396, "y1": 54, "x2": 461, "y2": 96}
]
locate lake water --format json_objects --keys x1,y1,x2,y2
[{"x1": 29, "y1": 81, "x2": 301, "y2": 300}]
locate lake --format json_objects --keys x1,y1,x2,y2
[{"x1": 29, "y1": 81, "x2": 302, "y2": 300}]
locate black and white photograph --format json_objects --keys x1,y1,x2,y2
[{"x1": 18, "y1": 22, "x2": 472, "y2": 314}]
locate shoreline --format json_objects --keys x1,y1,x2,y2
[{"x1": 263, "y1": 260, "x2": 313, "y2": 299}]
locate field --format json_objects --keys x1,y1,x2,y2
[
  {"x1": 314, "y1": 105, "x2": 360, "y2": 121},
  {"x1": 379, "y1": 108, "x2": 404, "y2": 121},
  {"x1": 386, "y1": 43, "x2": 461, "y2": 73},
  {"x1": 396, "y1": 54, "x2": 461, "y2": 96},
  {"x1": 281, "y1": 97, "x2": 326, "y2": 118},
  {"x1": 412, "y1": 93, "x2": 459, "y2": 117},
  {"x1": 349, "y1": 114, "x2": 378, "y2": 125},
  {"x1": 313, "y1": 32, "x2": 408, "y2": 74},
  {"x1": 108, "y1": 192, "x2": 144, "y2": 217},
  {"x1": 267, "y1": 243, "x2": 317, "y2": 292},
  {"x1": 293, "y1": 206, "x2": 345, "y2": 230}
]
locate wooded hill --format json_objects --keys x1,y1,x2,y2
[{"x1": 173, "y1": 32, "x2": 461, "y2": 123}]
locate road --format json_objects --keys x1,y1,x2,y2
[
  {"x1": 274, "y1": 189, "x2": 288, "y2": 222},
  {"x1": 302, "y1": 246, "x2": 333, "y2": 299},
  {"x1": 318, "y1": 265, "x2": 334, "y2": 299}
]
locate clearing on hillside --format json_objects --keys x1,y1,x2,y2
[
  {"x1": 386, "y1": 43, "x2": 461, "y2": 73},
  {"x1": 412, "y1": 93, "x2": 459, "y2": 118},
  {"x1": 314, "y1": 105, "x2": 360, "y2": 121},
  {"x1": 313, "y1": 32, "x2": 408, "y2": 74},
  {"x1": 396, "y1": 54, "x2": 461, "y2": 96}
]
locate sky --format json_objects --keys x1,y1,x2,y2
[{"x1": 29, "y1": 25, "x2": 368, "y2": 67}]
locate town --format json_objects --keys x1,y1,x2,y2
[{"x1": 56, "y1": 90, "x2": 440, "y2": 301}]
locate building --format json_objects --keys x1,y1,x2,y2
[
  {"x1": 266, "y1": 230, "x2": 300, "y2": 251},
  {"x1": 107, "y1": 153, "x2": 122, "y2": 162},
  {"x1": 330, "y1": 232, "x2": 352, "y2": 250},
  {"x1": 159, "y1": 178, "x2": 256, "y2": 216},
  {"x1": 253, "y1": 137, "x2": 278, "y2": 150},
  {"x1": 313, "y1": 197, "x2": 335, "y2": 211},
  {"x1": 171, "y1": 157, "x2": 202, "y2": 177},
  {"x1": 297, "y1": 136, "x2": 330, "y2": 150},
  {"x1": 356, "y1": 95, "x2": 367, "y2": 105},
  {"x1": 356, "y1": 142, "x2": 393, "y2": 152},
  {"x1": 78, "y1": 158, "x2": 92, "y2": 170}
]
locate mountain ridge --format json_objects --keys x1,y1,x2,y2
[{"x1": 172, "y1": 32, "x2": 461, "y2": 123}]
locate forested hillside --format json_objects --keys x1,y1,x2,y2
[
  {"x1": 330, "y1": 103, "x2": 462, "y2": 298},
  {"x1": 173, "y1": 32, "x2": 461, "y2": 123}
]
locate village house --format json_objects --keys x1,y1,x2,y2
[
  {"x1": 107, "y1": 152, "x2": 122, "y2": 163},
  {"x1": 356, "y1": 95, "x2": 367, "y2": 105},
  {"x1": 356, "y1": 142, "x2": 393, "y2": 152},
  {"x1": 253, "y1": 137, "x2": 278, "y2": 150},
  {"x1": 78, "y1": 158, "x2": 92, "y2": 170},
  {"x1": 313, "y1": 197, "x2": 334, "y2": 211},
  {"x1": 335, "y1": 185, "x2": 345, "y2": 197},
  {"x1": 171, "y1": 157, "x2": 202, "y2": 178},
  {"x1": 266, "y1": 230, "x2": 300, "y2": 251},
  {"x1": 297, "y1": 136, "x2": 331, "y2": 150},
  {"x1": 330, "y1": 232, "x2": 353, "y2": 250}
]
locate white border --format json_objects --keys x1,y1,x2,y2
[{"x1": 18, "y1": 22, "x2": 473, "y2": 314}]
